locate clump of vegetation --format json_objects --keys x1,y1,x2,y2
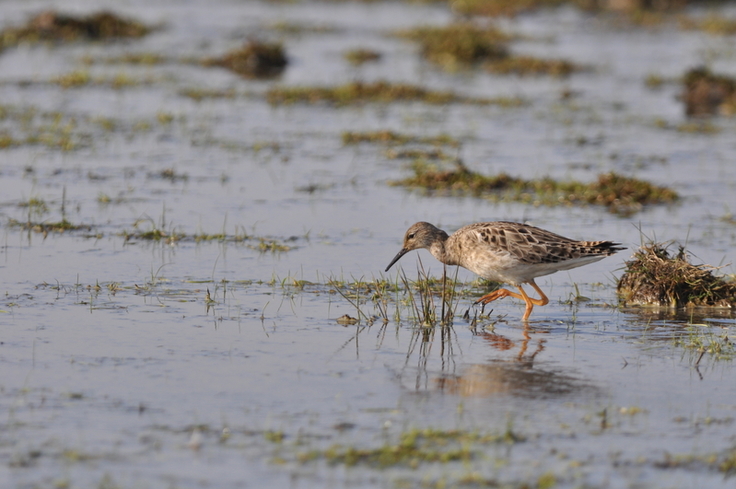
[
  {"x1": 390, "y1": 160, "x2": 678, "y2": 215},
  {"x1": 674, "y1": 326, "x2": 735, "y2": 363},
  {"x1": 0, "y1": 10, "x2": 151, "y2": 50},
  {"x1": 342, "y1": 130, "x2": 459, "y2": 147},
  {"x1": 681, "y1": 67, "x2": 736, "y2": 117},
  {"x1": 344, "y1": 48, "x2": 381, "y2": 65},
  {"x1": 397, "y1": 23, "x2": 576, "y2": 76},
  {"x1": 618, "y1": 242, "x2": 736, "y2": 308},
  {"x1": 266, "y1": 80, "x2": 521, "y2": 106},
  {"x1": 17, "y1": 197, "x2": 50, "y2": 220},
  {"x1": 679, "y1": 14, "x2": 736, "y2": 36},
  {"x1": 203, "y1": 41, "x2": 287, "y2": 78},
  {"x1": 644, "y1": 73, "x2": 669, "y2": 89},
  {"x1": 393, "y1": 160, "x2": 523, "y2": 194}
]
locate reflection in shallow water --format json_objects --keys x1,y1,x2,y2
[
  {"x1": 392, "y1": 323, "x2": 597, "y2": 399},
  {"x1": 435, "y1": 360, "x2": 594, "y2": 399},
  {"x1": 621, "y1": 307, "x2": 734, "y2": 324}
]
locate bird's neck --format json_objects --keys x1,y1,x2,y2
[{"x1": 429, "y1": 230, "x2": 458, "y2": 266}]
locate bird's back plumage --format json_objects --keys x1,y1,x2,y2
[{"x1": 444, "y1": 221, "x2": 624, "y2": 284}]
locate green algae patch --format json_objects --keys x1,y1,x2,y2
[
  {"x1": 0, "y1": 105, "x2": 94, "y2": 150},
  {"x1": 681, "y1": 67, "x2": 736, "y2": 117},
  {"x1": 386, "y1": 148, "x2": 454, "y2": 160},
  {"x1": 486, "y1": 55, "x2": 577, "y2": 76},
  {"x1": 449, "y1": 0, "x2": 568, "y2": 17},
  {"x1": 342, "y1": 130, "x2": 459, "y2": 147},
  {"x1": 179, "y1": 88, "x2": 238, "y2": 101},
  {"x1": 655, "y1": 446, "x2": 736, "y2": 475},
  {"x1": 343, "y1": 48, "x2": 382, "y2": 65},
  {"x1": 449, "y1": 0, "x2": 695, "y2": 23},
  {"x1": 203, "y1": 41, "x2": 287, "y2": 78},
  {"x1": 18, "y1": 197, "x2": 49, "y2": 216},
  {"x1": 391, "y1": 160, "x2": 678, "y2": 215},
  {"x1": 121, "y1": 219, "x2": 295, "y2": 252},
  {"x1": 297, "y1": 427, "x2": 523, "y2": 468},
  {"x1": 51, "y1": 70, "x2": 155, "y2": 89},
  {"x1": 82, "y1": 52, "x2": 170, "y2": 65},
  {"x1": 397, "y1": 23, "x2": 509, "y2": 68},
  {"x1": 397, "y1": 23, "x2": 576, "y2": 75},
  {"x1": 268, "y1": 21, "x2": 338, "y2": 35},
  {"x1": 8, "y1": 218, "x2": 93, "y2": 235},
  {"x1": 53, "y1": 70, "x2": 93, "y2": 88},
  {"x1": 266, "y1": 80, "x2": 521, "y2": 106},
  {"x1": 617, "y1": 242, "x2": 736, "y2": 308},
  {"x1": 679, "y1": 14, "x2": 736, "y2": 36},
  {"x1": 0, "y1": 10, "x2": 151, "y2": 51}
]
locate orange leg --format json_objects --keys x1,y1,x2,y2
[{"x1": 475, "y1": 279, "x2": 549, "y2": 321}]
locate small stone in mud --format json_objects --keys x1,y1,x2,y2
[
  {"x1": 203, "y1": 41, "x2": 287, "y2": 78},
  {"x1": 336, "y1": 314, "x2": 359, "y2": 326}
]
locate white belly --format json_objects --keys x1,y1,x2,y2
[{"x1": 462, "y1": 252, "x2": 606, "y2": 285}]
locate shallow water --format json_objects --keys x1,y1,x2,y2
[{"x1": 1, "y1": 1, "x2": 736, "y2": 488}]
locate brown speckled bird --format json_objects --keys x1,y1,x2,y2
[{"x1": 386, "y1": 221, "x2": 624, "y2": 321}]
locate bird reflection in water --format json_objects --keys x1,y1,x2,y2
[{"x1": 391, "y1": 320, "x2": 591, "y2": 399}]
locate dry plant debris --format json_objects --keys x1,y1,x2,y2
[
  {"x1": 617, "y1": 242, "x2": 736, "y2": 308},
  {"x1": 343, "y1": 48, "x2": 381, "y2": 65},
  {"x1": 681, "y1": 67, "x2": 736, "y2": 117}
]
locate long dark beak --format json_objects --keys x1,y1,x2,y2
[{"x1": 385, "y1": 248, "x2": 410, "y2": 272}]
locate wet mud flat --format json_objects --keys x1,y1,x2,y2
[{"x1": 1, "y1": 0, "x2": 736, "y2": 488}]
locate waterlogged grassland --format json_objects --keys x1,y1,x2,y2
[{"x1": 3, "y1": 270, "x2": 734, "y2": 488}]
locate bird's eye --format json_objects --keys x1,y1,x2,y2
[{"x1": 407, "y1": 233, "x2": 415, "y2": 239}]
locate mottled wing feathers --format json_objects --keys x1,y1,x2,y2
[{"x1": 457, "y1": 221, "x2": 624, "y2": 265}]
